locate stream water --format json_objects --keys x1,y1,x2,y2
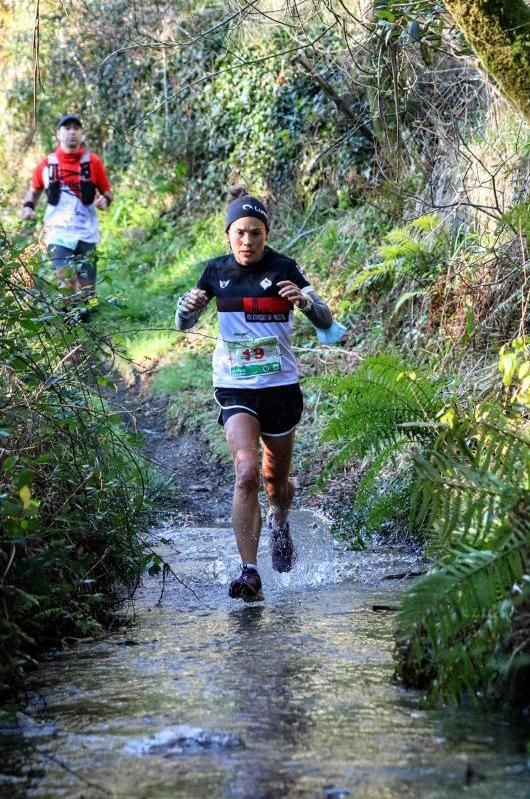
[{"x1": 1, "y1": 510, "x2": 529, "y2": 799}]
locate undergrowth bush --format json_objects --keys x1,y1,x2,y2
[
  {"x1": 396, "y1": 337, "x2": 530, "y2": 706},
  {"x1": 0, "y1": 238, "x2": 148, "y2": 694},
  {"x1": 346, "y1": 213, "x2": 447, "y2": 297}
]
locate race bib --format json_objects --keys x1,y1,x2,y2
[{"x1": 227, "y1": 336, "x2": 282, "y2": 378}]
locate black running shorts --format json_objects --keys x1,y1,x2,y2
[{"x1": 214, "y1": 383, "x2": 303, "y2": 437}]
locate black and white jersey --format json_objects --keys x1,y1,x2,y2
[{"x1": 197, "y1": 246, "x2": 312, "y2": 388}]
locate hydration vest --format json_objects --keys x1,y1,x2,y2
[{"x1": 44, "y1": 151, "x2": 96, "y2": 206}]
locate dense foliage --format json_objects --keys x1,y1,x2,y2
[
  {"x1": 398, "y1": 339, "x2": 530, "y2": 704},
  {"x1": 0, "y1": 235, "x2": 147, "y2": 692}
]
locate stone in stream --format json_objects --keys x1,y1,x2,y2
[{"x1": 124, "y1": 724, "x2": 243, "y2": 757}]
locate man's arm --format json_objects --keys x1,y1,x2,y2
[
  {"x1": 20, "y1": 187, "x2": 42, "y2": 221},
  {"x1": 91, "y1": 154, "x2": 112, "y2": 210}
]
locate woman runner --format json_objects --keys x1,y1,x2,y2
[{"x1": 176, "y1": 188, "x2": 334, "y2": 601}]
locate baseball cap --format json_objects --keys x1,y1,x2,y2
[{"x1": 57, "y1": 114, "x2": 82, "y2": 129}]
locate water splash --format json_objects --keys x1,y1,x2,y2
[{"x1": 124, "y1": 724, "x2": 242, "y2": 757}]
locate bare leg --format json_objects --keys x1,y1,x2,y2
[
  {"x1": 225, "y1": 413, "x2": 262, "y2": 564},
  {"x1": 56, "y1": 267, "x2": 76, "y2": 294},
  {"x1": 75, "y1": 274, "x2": 96, "y2": 298},
  {"x1": 261, "y1": 430, "x2": 296, "y2": 527}
]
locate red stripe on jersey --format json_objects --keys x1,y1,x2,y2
[{"x1": 242, "y1": 297, "x2": 292, "y2": 314}]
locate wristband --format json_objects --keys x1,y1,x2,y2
[{"x1": 23, "y1": 201, "x2": 35, "y2": 209}]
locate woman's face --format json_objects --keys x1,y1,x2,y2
[{"x1": 226, "y1": 216, "x2": 268, "y2": 266}]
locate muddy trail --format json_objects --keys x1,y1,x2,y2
[{"x1": 1, "y1": 388, "x2": 529, "y2": 799}]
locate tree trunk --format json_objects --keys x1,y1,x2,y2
[{"x1": 443, "y1": 0, "x2": 530, "y2": 123}]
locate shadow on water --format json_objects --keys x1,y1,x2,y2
[{"x1": 0, "y1": 511, "x2": 529, "y2": 798}]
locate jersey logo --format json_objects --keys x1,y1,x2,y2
[
  {"x1": 220, "y1": 280, "x2": 230, "y2": 288},
  {"x1": 260, "y1": 277, "x2": 272, "y2": 290}
]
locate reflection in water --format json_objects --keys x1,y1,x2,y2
[
  {"x1": 225, "y1": 603, "x2": 316, "y2": 798},
  {"x1": 0, "y1": 512, "x2": 528, "y2": 799}
]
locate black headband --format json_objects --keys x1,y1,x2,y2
[{"x1": 225, "y1": 196, "x2": 269, "y2": 231}]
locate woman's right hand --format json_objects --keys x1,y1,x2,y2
[{"x1": 180, "y1": 288, "x2": 209, "y2": 313}]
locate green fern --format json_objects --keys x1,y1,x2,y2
[
  {"x1": 323, "y1": 354, "x2": 447, "y2": 459},
  {"x1": 346, "y1": 214, "x2": 445, "y2": 294},
  {"x1": 352, "y1": 441, "x2": 403, "y2": 511},
  {"x1": 398, "y1": 406, "x2": 530, "y2": 706},
  {"x1": 416, "y1": 417, "x2": 529, "y2": 555},
  {"x1": 398, "y1": 520, "x2": 529, "y2": 704},
  {"x1": 318, "y1": 354, "x2": 449, "y2": 535},
  {"x1": 392, "y1": 289, "x2": 425, "y2": 317},
  {"x1": 363, "y1": 469, "x2": 415, "y2": 532}
]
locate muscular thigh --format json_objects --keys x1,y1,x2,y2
[{"x1": 225, "y1": 412, "x2": 261, "y2": 469}]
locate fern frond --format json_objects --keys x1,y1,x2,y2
[
  {"x1": 398, "y1": 380, "x2": 529, "y2": 705},
  {"x1": 364, "y1": 470, "x2": 414, "y2": 531},
  {"x1": 324, "y1": 354, "x2": 447, "y2": 459},
  {"x1": 392, "y1": 289, "x2": 425, "y2": 317},
  {"x1": 415, "y1": 417, "x2": 529, "y2": 554},
  {"x1": 31, "y1": 607, "x2": 70, "y2": 622},
  {"x1": 311, "y1": 437, "x2": 364, "y2": 493},
  {"x1": 400, "y1": 518, "x2": 529, "y2": 648},
  {"x1": 346, "y1": 262, "x2": 396, "y2": 292},
  {"x1": 398, "y1": 515, "x2": 529, "y2": 704}
]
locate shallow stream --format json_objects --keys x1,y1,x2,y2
[{"x1": 1, "y1": 511, "x2": 529, "y2": 798}]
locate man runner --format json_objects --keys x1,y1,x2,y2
[{"x1": 21, "y1": 113, "x2": 113, "y2": 305}]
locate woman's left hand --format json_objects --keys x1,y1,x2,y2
[{"x1": 277, "y1": 280, "x2": 307, "y2": 308}]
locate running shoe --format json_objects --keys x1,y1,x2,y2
[
  {"x1": 228, "y1": 566, "x2": 264, "y2": 602},
  {"x1": 267, "y1": 510, "x2": 295, "y2": 573}
]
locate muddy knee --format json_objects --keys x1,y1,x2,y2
[{"x1": 234, "y1": 455, "x2": 260, "y2": 495}]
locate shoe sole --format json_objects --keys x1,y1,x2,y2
[{"x1": 228, "y1": 582, "x2": 264, "y2": 602}]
